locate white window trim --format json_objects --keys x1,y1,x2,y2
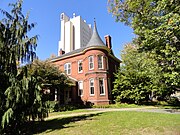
[
  {"x1": 89, "y1": 56, "x2": 94, "y2": 70},
  {"x1": 89, "y1": 78, "x2": 95, "y2": 96},
  {"x1": 78, "y1": 60, "x2": 83, "y2": 73},
  {"x1": 64, "y1": 63, "x2": 71, "y2": 75},
  {"x1": 106, "y1": 57, "x2": 109, "y2": 70},
  {"x1": 99, "y1": 78, "x2": 105, "y2": 96},
  {"x1": 98, "y1": 55, "x2": 104, "y2": 69},
  {"x1": 78, "y1": 81, "x2": 83, "y2": 96}
]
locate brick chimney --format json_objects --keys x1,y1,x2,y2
[
  {"x1": 59, "y1": 49, "x2": 65, "y2": 56},
  {"x1": 105, "y1": 35, "x2": 112, "y2": 49}
]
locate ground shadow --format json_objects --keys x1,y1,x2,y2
[
  {"x1": 165, "y1": 109, "x2": 180, "y2": 113},
  {"x1": 27, "y1": 113, "x2": 102, "y2": 134},
  {"x1": 140, "y1": 101, "x2": 180, "y2": 109}
]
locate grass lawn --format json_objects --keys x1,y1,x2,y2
[{"x1": 31, "y1": 111, "x2": 180, "y2": 135}]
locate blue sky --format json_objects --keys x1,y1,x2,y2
[{"x1": 0, "y1": 0, "x2": 135, "y2": 60}]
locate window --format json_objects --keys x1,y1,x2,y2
[
  {"x1": 89, "y1": 56, "x2": 94, "y2": 70},
  {"x1": 98, "y1": 55, "x2": 103, "y2": 69},
  {"x1": 89, "y1": 78, "x2": 94, "y2": 95},
  {"x1": 78, "y1": 60, "x2": 83, "y2": 73},
  {"x1": 78, "y1": 81, "x2": 83, "y2": 96},
  {"x1": 64, "y1": 63, "x2": 71, "y2": 75},
  {"x1": 99, "y1": 78, "x2": 105, "y2": 95}
]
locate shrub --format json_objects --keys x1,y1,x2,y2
[
  {"x1": 47, "y1": 101, "x2": 59, "y2": 112},
  {"x1": 167, "y1": 97, "x2": 180, "y2": 106}
]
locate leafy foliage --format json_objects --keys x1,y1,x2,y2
[
  {"x1": 113, "y1": 44, "x2": 162, "y2": 104},
  {"x1": 27, "y1": 59, "x2": 72, "y2": 107},
  {"x1": 108, "y1": 0, "x2": 180, "y2": 99},
  {"x1": 0, "y1": 1, "x2": 72, "y2": 133},
  {"x1": 0, "y1": 0, "x2": 42, "y2": 134},
  {"x1": 27, "y1": 59, "x2": 71, "y2": 90}
]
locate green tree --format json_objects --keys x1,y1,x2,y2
[
  {"x1": 25, "y1": 59, "x2": 72, "y2": 122},
  {"x1": 0, "y1": 0, "x2": 40, "y2": 134},
  {"x1": 28, "y1": 59, "x2": 71, "y2": 90},
  {"x1": 27, "y1": 59, "x2": 72, "y2": 104},
  {"x1": 113, "y1": 44, "x2": 162, "y2": 104},
  {"x1": 108, "y1": 0, "x2": 180, "y2": 96}
]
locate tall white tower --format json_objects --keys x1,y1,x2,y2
[{"x1": 58, "y1": 13, "x2": 92, "y2": 55}]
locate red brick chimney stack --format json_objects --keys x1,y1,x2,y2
[
  {"x1": 105, "y1": 35, "x2": 112, "y2": 49},
  {"x1": 59, "y1": 49, "x2": 65, "y2": 56}
]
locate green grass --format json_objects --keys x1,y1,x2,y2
[{"x1": 30, "y1": 111, "x2": 180, "y2": 135}]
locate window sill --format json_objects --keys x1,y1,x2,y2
[{"x1": 78, "y1": 71, "x2": 83, "y2": 74}]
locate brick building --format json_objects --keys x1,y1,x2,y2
[{"x1": 51, "y1": 21, "x2": 120, "y2": 105}]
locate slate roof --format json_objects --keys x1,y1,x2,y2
[
  {"x1": 86, "y1": 21, "x2": 105, "y2": 47},
  {"x1": 51, "y1": 21, "x2": 109, "y2": 61},
  {"x1": 54, "y1": 47, "x2": 85, "y2": 59}
]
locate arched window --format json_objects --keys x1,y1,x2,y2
[
  {"x1": 89, "y1": 56, "x2": 94, "y2": 70},
  {"x1": 98, "y1": 55, "x2": 103, "y2": 69}
]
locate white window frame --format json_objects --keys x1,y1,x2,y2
[
  {"x1": 64, "y1": 63, "x2": 71, "y2": 75},
  {"x1": 98, "y1": 55, "x2": 103, "y2": 69},
  {"x1": 78, "y1": 81, "x2": 83, "y2": 96},
  {"x1": 99, "y1": 78, "x2": 105, "y2": 95},
  {"x1": 89, "y1": 56, "x2": 94, "y2": 70},
  {"x1": 89, "y1": 78, "x2": 95, "y2": 96},
  {"x1": 78, "y1": 60, "x2": 83, "y2": 73},
  {"x1": 106, "y1": 57, "x2": 109, "y2": 70}
]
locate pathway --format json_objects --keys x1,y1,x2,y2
[{"x1": 45, "y1": 106, "x2": 180, "y2": 121}]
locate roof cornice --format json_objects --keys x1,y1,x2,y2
[{"x1": 51, "y1": 46, "x2": 121, "y2": 63}]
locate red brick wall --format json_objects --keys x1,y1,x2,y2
[{"x1": 53, "y1": 48, "x2": 120, "y2": 105}]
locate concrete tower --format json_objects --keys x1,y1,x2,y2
[{"x1": 58, "y1": 13, "x2": 92, "y2": 56}]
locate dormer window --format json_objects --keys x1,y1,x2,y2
[
  {"x1": 98, "y1": 55, "x2": 103, "y2": 69},
  {"x1": 89, "y1": 56, "x2": 94, "y2": 70},
  {"x1": 64, "y1": 63, "x2": 71, "y2": 75},
  {"x1": 78, "y1": 60, "x2": 83, "y2": 73}
]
